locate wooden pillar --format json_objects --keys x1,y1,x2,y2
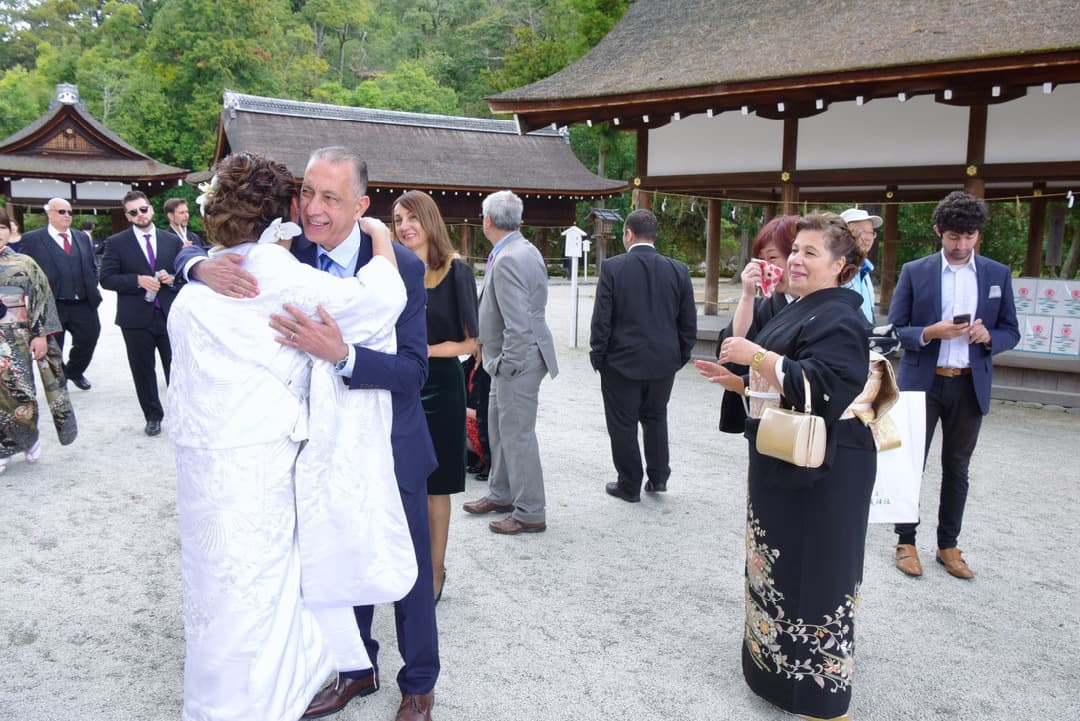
[
  {"x1": 1025, "y1": 183, "x2": 1047, "y2": 277},
  {"x1": 704, "y1": 199, "x2": 721, "y2": 316},
  {"x1": 880, "y1": 188, "x2": 900, "y2": 311},
  {"x1": 780, "y1": 117, "x2": 799, "y2": 214},
  {"x1": 459, "y1": 223, "x2": 471, "y2": 263},
  {"x1": 964, "y1": 105, "x2": 987, "y2": 199},
  {"x1": 635, "y1": 128, "x2": 652, "y2": 210},
  {"x1": 536, "y1": 227, "x2": 550, "y2": 264}
]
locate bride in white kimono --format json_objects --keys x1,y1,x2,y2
[{"x1": 166, "y1": 153, "x2": 414, "y2": 721}]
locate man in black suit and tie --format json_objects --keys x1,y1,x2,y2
[
  {"x1": 18, "y1": 197, "x2": 102, "y2": 390},
  {"x1": 590, "y1": 209, "x2": 697, "y2": 503},
  {"x1": 99, "y1": 191, "x2": 183, "y2": 436},
  {"x1": 164, "y1": 198, "x2": 205, "y2": 248}
]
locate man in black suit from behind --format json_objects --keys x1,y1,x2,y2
[
  {"x1": 99, "y1": 191, "x2": 183, "y2": 436},
  {"x1": 18, "y1": 197, "x2": 102, "y2": 390},
  {"x1": 590, "y1": 209, "x2": 697, "y2": 503}
]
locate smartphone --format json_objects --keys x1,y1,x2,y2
[{"x1": 953, "y1": 313, "x2": 971, "y2": 325}]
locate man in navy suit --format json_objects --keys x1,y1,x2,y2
[
  {"x1": 178, "y1": 147, "x2": 439, "y2": 721},
  {"x1": 99, "y1": 192, "x2": 182, "y2": 437},
  {"x1": 589, "y1": 209, "x2": 697, "y2": 502},
  {"x1": 18, "y1": 198, "x2": 101, "y2": 390},
  {"x1": 888, "y1": 191, "x2": 1019, "y2": 580}
]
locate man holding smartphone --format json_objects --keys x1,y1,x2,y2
[{"x1": 887, "y1": 191, "x2": 1019, "y2": 579}]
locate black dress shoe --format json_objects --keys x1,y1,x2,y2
[
  {"x1": 145, "y1": 420, "x2": 162, "y2": 436},
  {"x1": 475, "y1": 469, "x2": 489, "y2": 481},
  {"x1": 605, "y1": 481, "x2": 640, "y2": 503},
  {"x1": 70, "y1": 375, "x2": 91, "y2": 391},
  {"x1": 644, "y1": 479, "x2": 667, "y2": 492},
  {"x1": 303, "y1": 674, "x2": 379, "y2": 719}
]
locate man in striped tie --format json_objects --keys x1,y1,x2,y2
[
  {"x1": 99, "y1": 192, "x2": 183, "y2": 436},
  {"x1": 17, "y1": 197, "x2": 102, "y2": 391}
]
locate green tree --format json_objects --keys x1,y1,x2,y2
[{"x1": 0, "y1": 67, "x2": 53, "y2": 138}]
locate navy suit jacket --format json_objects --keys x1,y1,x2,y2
[
  {"x1": 291, "y1": 233, "x2": 436, "y2": 492},
  {"x1": 176, "y1": 231, "x2": 437, "y2": 492},
  {"x1": 888, "y1": 252, "x2": 1020, "y2": 415},
  {"x1": 19, "y1": 227, "x2": 102, "y2": 307},
  {"x1": 99, "y1": 227, "x2": 183, "y2": 327}
]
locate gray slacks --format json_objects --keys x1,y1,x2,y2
[{"x1": 486, "y1": 364, "x2": 547, "y2": 523}]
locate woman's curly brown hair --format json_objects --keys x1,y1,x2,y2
[{"x1": 203, "y1": 153, "x2": 296, "y2": 248}]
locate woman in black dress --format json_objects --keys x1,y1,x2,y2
[
  {"x1": 393, "y1": 190, "x2": 478, "y2": 603},
  {"x1": 698, "y1": 212, "x2": 876, "y2": 720},
  {"x1": 714, "y1": 214, "x2": 799, "y2": 433}
]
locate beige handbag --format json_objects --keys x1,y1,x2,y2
[{"x1": 755, "y1": 371, "x2": 827, "y2": 468}]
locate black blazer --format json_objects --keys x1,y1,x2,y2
[
  {"x1": 589, "y1": 244, "x2": 697, "y2": 380},
  {"x1": 18, "y1": 227, "x2": 103, "y2": 307},
  {"x1": 99, "y1": 227, "x2": 183, "y2": 328}
]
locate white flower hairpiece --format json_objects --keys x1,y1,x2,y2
[
  {"x1": 257, "y1": 217, "x2": 303, "y2": 245},
  {"x1": 195, "y1": 174, "x2": 219, "y2": 216}
]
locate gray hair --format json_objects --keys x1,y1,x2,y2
[
  {"x1": 306, "y1": 146, "x2": 368, "y2": 199},
  {"x1": 482, "y1": 190, "x2": 523, "y2": 231}
]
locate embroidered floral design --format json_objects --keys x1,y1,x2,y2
[{"x1": 744, "y1": 502, "x2": 861, "y2": 692}]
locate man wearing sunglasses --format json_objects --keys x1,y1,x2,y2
[
  {"x1": 18, "y1": 197, "x2": 102, "y2": 391},
  {"x1": 99, "y1": 192, "x2": 183, "y2": 436}
]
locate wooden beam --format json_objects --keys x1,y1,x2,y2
[
  {"x1": 705, "y1": 199, "x2": 721, "y2": 316},
  {"x1": 964, "y1": 104, "x2": 987, "y2": 198},
  {"x1": 880, "y1": 188, "x2": 899, "y2": 310},
  {"x1": 1025, "y1": 183, "x2": 1047, "y2": 277},
  {"x1": 780, "y1": 118, "x2": 799, "y2": 214}
]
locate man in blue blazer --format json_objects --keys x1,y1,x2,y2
[
  {"x1": 888, "y1": 191, "x2": 1019, "y2": 580},
  {"x1": 177, "y1": 147, "x2": 439, "y2": 721}
]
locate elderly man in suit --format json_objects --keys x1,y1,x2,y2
[
  {"x1": 888, "y1": 191, "x2": 1019, "y2": 580},
  {"x1": 590, "y1": 209, "x2": 696, "y2": 503},
  {"x1": 176, "y1": 147, "x2": 439, "y2": 721},
  {"x1": 462, "y1": 190, "x2": 558, "y2": 535},
  {"x1": 99, "y1": 191, "x2": 182, "y2": 436},
  {"x1": 18, "y1": 197, "x2": 101, "y2": 390}
]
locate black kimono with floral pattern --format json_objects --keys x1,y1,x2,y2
[{"x1": 740, "y1": 287, "x2": 874, "y2": 719}]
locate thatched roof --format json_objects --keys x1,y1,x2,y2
[
  {"x1": 215, "y1": 90, "x2": 626, "y2": 198},
  {"x1": 490, "y1": 0, "x2": 1080, "y2": 130},
  {"x1": 0, "y1": 95, "x2": 187, "y2": 181}
]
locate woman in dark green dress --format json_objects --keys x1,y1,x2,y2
[
  {"x1": 394, "y1": 190, "x2": 478, "y2": 603},
  {"x1": 698, "y1": 212, "x2": 876, "y2": 720}
]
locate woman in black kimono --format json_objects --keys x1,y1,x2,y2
[
  {"x1": 714, "y1": 214, "x2": 799, "y2": 433},
  {"x1": 698, "y1": 212, "x2": 874, "y2": 720}
]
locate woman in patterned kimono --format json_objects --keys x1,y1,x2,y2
[
  {"x1": 0, "y1": 209, "x2": 76, "y2": 472},
  {"x1": 166, "y1": 153, "x2": 410, "y2": 721},
  {"x1": 698, "y1": 212, "x2": 875, "y2": 720}
]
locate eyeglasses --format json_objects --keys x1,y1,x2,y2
[
  {"x1": 126, "y1": 206, "x2": 151, "y2": 217},
  {"x1": 53, "y1": 208, "x2": 73, "y2": 216}
]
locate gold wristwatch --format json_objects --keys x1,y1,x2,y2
[{"x1": 750, "y1": 350, "x2": 767, "y2": 373}]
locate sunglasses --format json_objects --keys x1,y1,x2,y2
[
  {"x1": 53, "y1": 209, "x2": 73, "y2": 215},
  {"x1": 126, "y1": 206, "x2": 151, "y2": 217}
]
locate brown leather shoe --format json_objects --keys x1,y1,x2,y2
[
  {"x1": 936, "y1": 547, "x2": 975, "y2": 579},
  {"x1": 489, "y1": 516, "x2": 546, "y2": 534},
  {"x1": 395, "y1": 692, "x2": 434, "y2": 721},
  {"x1": 895, "y1": 544, "x2": 923, "y2": 577},
  {"x1": 462, "y1": 496, "x2": 514, "y2": 515},
  {"x1": 302, "y1": 674, "x2": 378, "y2": 719}
]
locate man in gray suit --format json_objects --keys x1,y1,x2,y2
[{"x1": 462, "y1": 190, "x2": 558, "y2": 535}]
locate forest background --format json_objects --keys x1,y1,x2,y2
[{"x1": 0, "y1": 0, "x2": 1075, "y2": 276}]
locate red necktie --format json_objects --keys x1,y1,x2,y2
[{"x1": 61, "y1": 232, "x2": 71, "y2": 254}]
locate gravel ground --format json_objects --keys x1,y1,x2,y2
[{"x1": 2, "y1": 280, "x2": 1077, "y2": 721}]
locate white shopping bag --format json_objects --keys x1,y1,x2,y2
[{"x1": 869, "y1": 390, "x2": 925, "y2": 524}]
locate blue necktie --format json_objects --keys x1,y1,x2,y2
[{"x1": 319, "y1": 253, "x2": 335, "y2": 274}]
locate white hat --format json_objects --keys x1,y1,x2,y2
[{"x1": 840, "y1": 208, "x2": 882, "y2": 228}]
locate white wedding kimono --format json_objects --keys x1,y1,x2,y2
[{"x1": 166, "y1": 242, "x2": 415, "y2": 721}]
